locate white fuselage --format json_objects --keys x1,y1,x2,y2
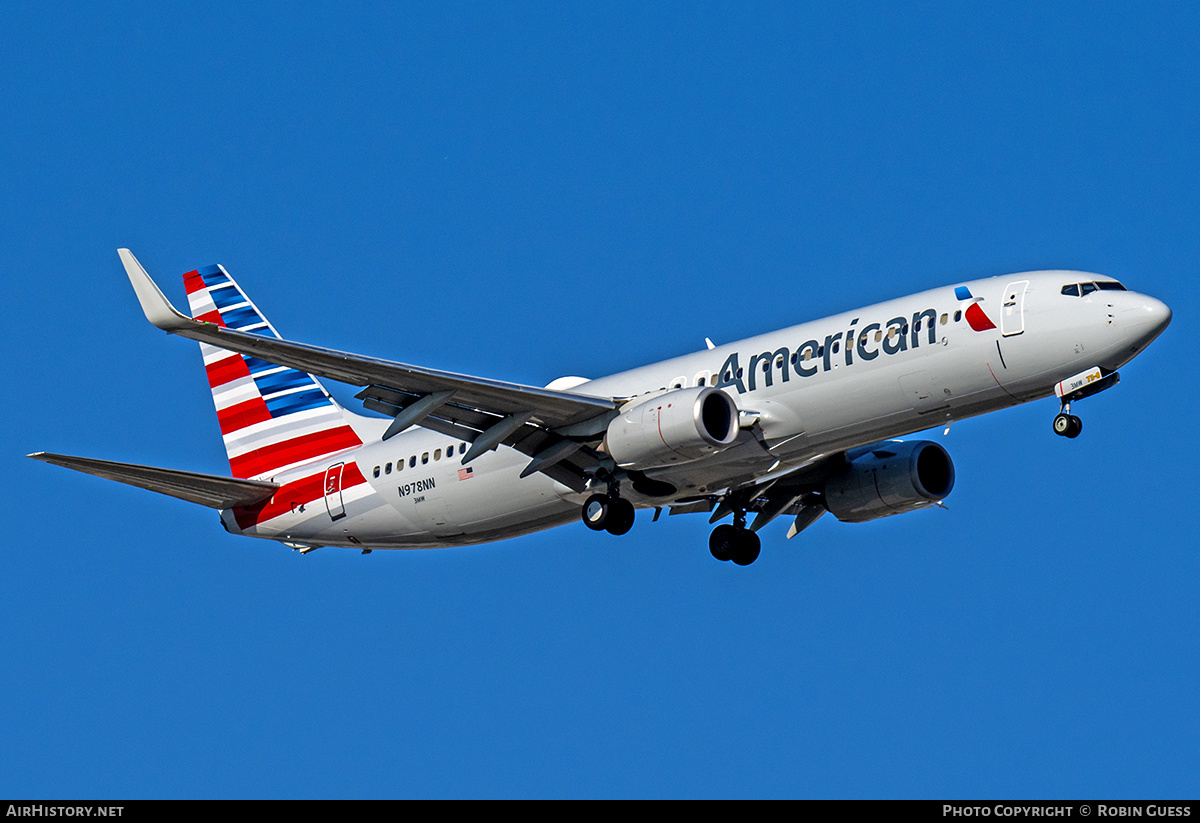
[{"x1": 222, "y1": 270, "x2": 1170, "y2": 549}]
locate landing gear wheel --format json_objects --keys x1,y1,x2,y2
[
  {"x1": 709, "y1": 524, "x2": 761, "y2": 565},
  {"x1": 1053, "y1": 413, "x2": 1083, "y2": 438},
  {"x1": 730, "y1": 529, "x2": 761, "y2": 566},
  {"x1": 582, "y1": 494, "x2": 610, "y2": 531},
  {"x1": 1066, "y1": 415, "x2": 1082, "y2": 438},
  {"x1": 605, "y1": 498, "x2": 636, "y2": 536},
  {"x1": 1053, "y1": 413, "x2": 1071, "y2": 436},
  {"x1": 709, "y1": 524, "x2": 737, "y2": 561}
]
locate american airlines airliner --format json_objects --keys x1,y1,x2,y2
[{"x1": 30, "y1": 251, "x2": 1171, "y2": 566}]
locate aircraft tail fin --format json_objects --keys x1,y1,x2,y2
[{"x1": 182, "y1": 264, "x2": 364, "y2": 479}]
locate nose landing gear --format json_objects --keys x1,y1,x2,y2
[
  {"x1": 1053, "y1": 402, "x2": 1083, "y2": 439},
  {"x1": 1051, "y1": 367, "x2": 1121, "y2": 439}
]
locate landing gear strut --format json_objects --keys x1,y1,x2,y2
[
  {"x1": 581, "y1": 474, "x2": 636, "y2": 536},
  {"x1": 709, "y1": 506, "x2": 761, "y2": 566},
  {"x1": 1051, "y1": 367, "x2": 1121, "y2": 439},
  {"x1": 1052, "y1": 400, "x2": 1083, "y2": 439}
]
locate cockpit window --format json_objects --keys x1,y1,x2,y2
[{"x1": 1063, "y1": 280, "x2": 1127, "y2": 297}]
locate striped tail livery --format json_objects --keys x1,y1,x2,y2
[{"x1": 183, "y1": 264, "x2": 363, "y2": 481}]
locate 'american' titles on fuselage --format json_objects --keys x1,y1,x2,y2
[{"x1": 711, "y1": 306, "x2": 943, "y2": 394}]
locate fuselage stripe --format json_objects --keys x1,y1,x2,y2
[
  {"x1": 233, "y1": 462, "x2": 368, "y2": 529},
  {"x1": 228, "y1": 425, "x2": 363, "y2": 479}
]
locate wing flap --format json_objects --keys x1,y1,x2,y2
[{"x1": 29, "y1": 452, "x2": 279, "y2": 509}]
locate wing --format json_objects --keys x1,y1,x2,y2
[
  {"x1": 29, "y1": 452, "x2": 279, "y2": 509},
  {"x1": 118, "y1": 250, "x2": 620, "y2": 490},
  {"x1": 668, "y1": 452, "x2": 843, "y2": 536}
]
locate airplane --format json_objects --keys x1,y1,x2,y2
[{"x1": 29, "y1": 250, "x2": 1171, "y2": 566}]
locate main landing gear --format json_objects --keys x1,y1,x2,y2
[
  {"x1": 579, "y1": 472, "x2": 761, "y2": 566},
  {"x1": 581, "y1": 474, "x2": 635, "y2": 536},
  {"x1": 1053, "y1": 401, "x2": 1083, "y2": 439},
  {"x1": 708, "y1": 509, "x2": 760, "y2": 566}
]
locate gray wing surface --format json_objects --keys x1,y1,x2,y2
[
  {"x1": 28, "y1": 452, "x2": 279, "y2": 509},
  {"x1": 118, "y1": 250, "x2": 615, "y2": 429},
  {"x1": 118, "y1": 250, "x2": 617, "y2": 491}
]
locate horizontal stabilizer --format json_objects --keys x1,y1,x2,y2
[{"x1": 28, "y1": 452, "x2": 278, "y2": 509}]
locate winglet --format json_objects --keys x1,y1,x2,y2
[{"x1": 117, "y1": 249, "x2": 194, "y2": 331}]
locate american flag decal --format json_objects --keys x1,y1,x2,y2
[{"x1": 457, "y1": 467, "x2": 474, "y2": 481}]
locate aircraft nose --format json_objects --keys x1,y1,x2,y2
[{"x1": 1122, "y1": 294, "x2": 1172, "y2": 345}]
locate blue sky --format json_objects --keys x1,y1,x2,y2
[{"x1": 2, "y1": 2, "x2": 1196, "y2": 798}]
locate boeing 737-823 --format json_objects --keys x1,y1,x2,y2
[{"x1": 30, "y1": 251, "x2": 1171, "y2": 566}]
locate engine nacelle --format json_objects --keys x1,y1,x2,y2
[
  {"x1": 823, "y1": 440, "x2": 955, "y2": 523},
  {"x1": 605, "y1": 387, "x2": 740, "y2": 470}
]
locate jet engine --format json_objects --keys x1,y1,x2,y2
[
  {"x1": 605, "y1": 387, "x2": 740, "y2": 470},
  {"x1": 823, "y1": 440, "x2": 954, "y2": 522}
]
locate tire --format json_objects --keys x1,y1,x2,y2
[
  {"x1": 709, "y1": 524, "x2": 737, "y2": 561},
  {"x1": 1053, "y1": 413, "x2": 1072, "y2": 436},
  {"x1": 582, "y1": 494, "x2": 610, "y2": 531},
  {"x1": 1066, "y1": 415, "x2": 1083, "y2": 439},
  {"x1": 730, "y1": 529, "x2": 761, "y2": 566},
  {"x1": 605, "y1": 498, "x2": 636, "y2": 536}
]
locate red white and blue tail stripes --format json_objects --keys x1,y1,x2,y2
[{"x1": 184, "y1": 265, "x2": 362, "y2": 480}]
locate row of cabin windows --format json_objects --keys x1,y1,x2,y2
[
  {"x1": 372, "y1": 442, "x2": 470, "y2": 478},
  {"x1": 681, "y1": 311, "x2": 963, "y2": 387}
]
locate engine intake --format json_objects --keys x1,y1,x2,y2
[
  {"x1": 823, "y1": 440, "x2": 955, "y2": 523},
  {"x1": 605, "y1": 387, "x2": 740, "y2": 470}
]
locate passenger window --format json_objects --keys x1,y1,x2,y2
[
  {"x1": 460, "y1": 442, "x2": 468, "y2": 453},
  {"x1": 373, "y1": 466, "x2": 380, "y2": 478},
  {"x1": 447, "y1": 444, "x2": 454, "y2": 457},
  {"x1": 434, "y1": 448, "x2": 441, "y2": 461},
  {"x1": 697, "y1": 377, "x2": 706, "y2": 386},
  {"x1": 954, "y1": 310, "x2": 962, "y2": 322},
  {"x1": 385, "y1": 462, "x2": 392, "y2": 475},
  {"x1": 422, "y1": 452, "x2": 429, "y2": 465},
  {"x1": 1061, "y1": 284, "x2": 1080, "y2": 297},
  {"x1": 410, "y1": 456, "x2": 416, "y2": 468},
  {"x1": 874, "y1": 331, "x2": 883, "y2": 342}
]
